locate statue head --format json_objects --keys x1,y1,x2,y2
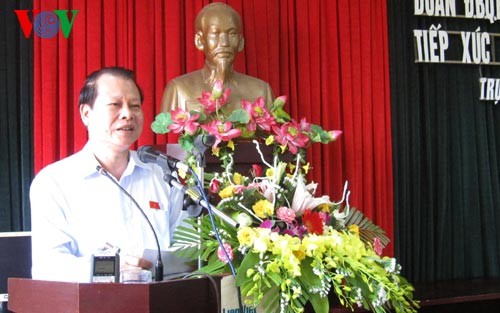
[{"x1": 194, "y1": 3, "x2": 245, "y2": 75}]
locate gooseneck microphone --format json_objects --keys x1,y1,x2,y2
[
  {"x1": 194, "y1": 134, "x2": 215, "y2": 152},
  {"x1": 96, "y1": 165, "x2": 164, "y2": 282},
  {"x1": 137, "y1": 146, "x2": 190, "y2": 173},
  {"x1": 137, "y1": 146, "x2": 239, "y2": 228},
  {"x1": 193, "y1": 134, "x2": 216, "y2": 154},
  {"x1": 193, "y1": 134, "x2": 216, "y2": 167},
  {"x1": 163, "y1": 174, "x2": 240, "y2": 228}
]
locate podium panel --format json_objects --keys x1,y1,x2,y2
[
  {"x1": 164, "y1": 141, "x2": 293, "y2": 175},
  {"x1": 8, "y1": 277, "x2": 221, "y2": 313}
]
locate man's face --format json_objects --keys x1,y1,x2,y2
[
  {"x1": 80, "y1": 74, "x2": 143, "y2": 151},
  {"x1": 200, "y1": 11, "x2": 242, "y2": 69}
]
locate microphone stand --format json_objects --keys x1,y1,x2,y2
[
  {"x1": 163, "y1": 138, "x2": 245, "y2": 313},
  {"x1": 97, "y1": 166, "x2": 163, "y2": 282},
  {"x1": 193, "y1": 145, "x2": 206, "y2": 271}
]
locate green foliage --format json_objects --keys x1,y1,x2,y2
[
  {"x1": 151, "y1": 112, "x2": 172, "y2": 134},
  {"x1": 344, "y1": 207, "x2": 391, "y2": 247}
]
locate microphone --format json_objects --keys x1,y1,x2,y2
[
  {"x1": 137, "y1": 146, "x2": 203, "y2": 218},
  {"x1": 96, "y1": 165, "x2": 164, "y2": 282},
  {"x1": 163, "y1": 174, "x2": 239, "y2": 228},
  {"x1": 193, "y1": 133, "x2": 215, "y2": 154},
  {"x1": 192, "y1": 134, "x2": 215, "y2": 167},
  {"x1": 137, "y1": 146, "x2": 190, "y2": 173}
]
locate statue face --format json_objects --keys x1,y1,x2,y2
[{"x1": 199, "y1": 11, "x2": 243, "y2": 69}]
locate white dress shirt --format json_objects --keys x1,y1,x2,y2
[{"x1": 30, "y1": 144, "x2": 187, "y2": 282}]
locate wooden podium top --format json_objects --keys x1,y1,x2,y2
[{"x1": 8, "y1": 277, "x2": 221, "y2": 313}]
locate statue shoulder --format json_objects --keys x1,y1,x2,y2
[
  {"x1": 161, "y1": 70, "x2": 206, "y2": 112},
  {"x1": 232, "y1": 72, "x2": 275, "y2": 105},
  {"x1": 166, "y1": 70, "x2": 205, "y2": 90},
  {"x1": 234, "y1": 72, "x2": 272, "y2": 89}
]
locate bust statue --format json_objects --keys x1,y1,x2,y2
[{"x1": 160, "y1": 2, "x2": 274, "y2": 113}]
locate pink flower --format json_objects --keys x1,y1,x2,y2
[
  {"x1": 283, "y1": 223, "x2": 307, "y2": 238},
  {"x1": 260, "y1": 219, "x2": 274, "y2": 229},
  {"x1": 167, "y1": 109, "x2": 200, "y2": 135},
  {"x1": 318, "y1": 211, "x2": 331, "y2": 225},
  {"x1": 252, "y1": 164, "x2": 263, "y2": 177},
  {"x1": 217, "y1": 242, "x2": 234, "y2": 263},
  {"x1": 276, "y1": 206, "x2": 296, "y2": 224},
  {"x1": 234, "y1": 185, "x2": 246, "y2": 194},
  {"x1": 328, "y1": 130, "x2": 343, "y2": 141},
  {"x1": 273, "y1": 119, "x2": 310, "y2": 154},
  {"x1": 197, "y1": 81, "x2": 231, "y2": 114},
  {"x1": 211, "y1": 80, "x2": 224, "y2": 99},
  {"x1": 209, "y1": 178, "x2": 221, "y2": 193},
  {"x1": 374, "y1": 237, "x2": 383, "y2": 256},
  {"x1": 241, "y1": 97, "x2": 276, "y2": 132},
  {"x1": 274, "y1": 95, "x2": 287, "y2": 106},
  {"x1": 260, "y1": 219, "x2": 280, "y2": 233},
  {"x1": 201, "y1": 120, "x2": 242, "y2": 148},
  {"x1": 299, "y1": 118, "x2": 311, "y2": 132}
]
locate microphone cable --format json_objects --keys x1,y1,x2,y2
[
  {"x1": 188, "y1": 167, "x2": 244, "y2": 313},
  {"x1": 96, "y1": 165, "x2": 164, "y2": 282}
]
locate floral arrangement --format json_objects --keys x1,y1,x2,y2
[{"x1": 152, "y1": 81, "x2": 418, "y2": 313}]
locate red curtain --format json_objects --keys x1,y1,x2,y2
[{"x1": 33, "y1": 0, "x2": 393, "y2": 254}]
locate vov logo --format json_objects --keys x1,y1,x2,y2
[{"x1": 14, "y1": 10, "x2": 79, "y2": 39}]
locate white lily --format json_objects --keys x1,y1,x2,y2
[
  {"x1": 291, "y1": 174, "x2": 332, "y2": 217},
  {"x1": 331, "y1": 181, "x2": 351, "y2": 225}
]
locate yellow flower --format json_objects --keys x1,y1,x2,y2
[
  {"x1": 318, "y1": 203, "x2": 331, "y2": 213},
  {"x1": 266, "y1": 260, "x2": 281, "y2": 273},
  {"x1": 301, "y1": 234, "x2": 327, "y2": 258},
  {"x1": 265, "y1": 135, "x2": 274, "y2": 145},
  {"x1": 253, "y1": 228, "x2": 272, "y2": 253},
  {"x1": 227, "y1": 140, "x2": 235, "y2": 151},
  {"x1": 233, "y1": 172, "x2": 244, "y2": 185},
  {"x1": 292, "y1": 285, "x2": 302, "y2": 299},
  {"x1": 246, "y1": 268, "x2": 255, "y2": 277},
  {"x1": 348, "y1": 224, "x2": 359, "y2": 236},
  {"x1": 212, "y1": 146, "x2": 220, "y2": 157},
  {"x1": 283, "y1": 253, "x2": 301, "y2": 277},
  {"x1": 219, "y1": 185, "x2": 235, "y2": 199},
  {"x1": 302, "y1": 162, "x2": 310, "y2": 174},
  {"x1": 237, "y1": 227, "x2": 257, "y2": 247},
  {"x1": 293, "y1": 249, "x2": 306, "y2": 261},
  {"x1": 252, "y1": 199, "x2": 274, "y2": 218},
  {"x1": 265, "y1": 168, "x2": 274, "y2": 178}
]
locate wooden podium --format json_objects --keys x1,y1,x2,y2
[
  {"x1": 164, "y1": 140, "x2": 293, "y2": 175},
  {"x1": 8, "y1": 276, "x2": 221, "y2": 313}
]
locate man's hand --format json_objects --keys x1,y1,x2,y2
[{"x1": 121, "y1": 255, "x2": 153, "y2": 270}]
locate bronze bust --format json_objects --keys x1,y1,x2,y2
[{"x1": 161, "y1": 2, "x2": 274, "y2": 113}]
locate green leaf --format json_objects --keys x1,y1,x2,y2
[
  {"x1": 273, "y1": 108, "x2": 291, "y2": 123},
  {"x1": 298, "y1": 258, "x2": 329, "y2": 313},
  {"x1": 260, "y1": 285, "x2": 280, "y2": 313},
  {"x1": 227, "y1": 109, "x2": 250, "y2": 124},
  {"x1": 191, "y1": 109, "x2": 207, "y2": 122},
  {"x1": 196, "y1": 260, "x2": 227, "y2": 275},
  {"x1": 272, "y1": 96, "x2": 286, "y2": 108},
  {"x1": 179, "y1": 134, "x2": 195, "y2": 152},
  {"x1": 235, "y1": 252, "x2": 260, "y2": 286},
  {"x1": 151, "y1": 112, "x2": 172, "y2": 134},
  {"x1": 308, "y1": 293, "x2": 329, "y2": 313},
  {"x1": 344, "y1": 207, "x2": 391, "y2": 247},
  {"x1": 310, "y1": 124, "x2": 334, "y2": 144}
]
